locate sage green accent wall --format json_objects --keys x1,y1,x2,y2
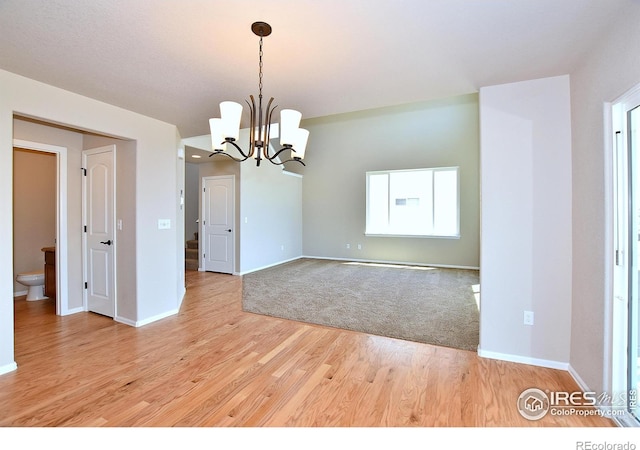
[{"x1": 301, "y1": 94, "x2": 479, "y2": 267}]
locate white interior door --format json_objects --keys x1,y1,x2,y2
[
  {"x1": 83, "y1": 145, "x2": 116, "y2": 317},
  {"x1": 202, "y1": 176, "x2": 235, "y2": 274}
]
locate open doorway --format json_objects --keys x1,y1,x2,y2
[
  {"x1": 12, "y1": 139, "x2": 68, "y2": 315},
  {"x1": 11, "y1": 116, "x2": 136, "y2": 322},
  {"x1": 13, "y1": 147, "x2": 57, "y2": 304}
]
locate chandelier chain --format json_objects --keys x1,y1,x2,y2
[{"x1": 258, "y1": 35, "x2": 264, "y2": 100}]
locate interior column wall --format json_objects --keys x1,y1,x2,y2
[{"x1": 479, "y1": 75, "x2": 573, "y2": 367}]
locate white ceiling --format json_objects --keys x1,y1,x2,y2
[{"x1": 0, "y1": 0, "x2": 630, "y2": 140}]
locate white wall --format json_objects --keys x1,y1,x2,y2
[
  {"x1": 239, "y1": 145, "x2": 303, "y2": 273},
  {"x1": 479, "y1": 75, "x2": 572, "y2": 367},
  {"x1": 570, "y1": 4, "x2": 640, "y2": 393},
  {"x1": 0, "y1": 70, "x2": 182, "y2": 374}
]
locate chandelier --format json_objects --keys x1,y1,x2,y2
[{"x1": 209, "y1": 21, "x2": 309, "y2": 167}]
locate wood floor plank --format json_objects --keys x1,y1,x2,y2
[
  {"x1": 266, "y1": 364, "x2": 333, "y2": 426},
  {"x1": 0, "y1": 270, "x2": 617, "y2": 427}
]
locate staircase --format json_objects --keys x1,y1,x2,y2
[{"x1": 185, "y1": 232, "x2": 199, "y2": 271}]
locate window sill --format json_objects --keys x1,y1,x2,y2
[{"x1": 364, "y1": 233, "x2": 461, "y2": 240}]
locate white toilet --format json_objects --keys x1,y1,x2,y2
[{"x1": 16, "y1": 270, "x2": 48, "y2": 301}]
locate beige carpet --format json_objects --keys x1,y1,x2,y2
[{"x1": 242, "y1": 258, "x2": 480, "y2": 351}]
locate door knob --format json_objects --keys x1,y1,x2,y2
[{"x1": 100, "y1": 239, "x2": 113, "y2": 245}]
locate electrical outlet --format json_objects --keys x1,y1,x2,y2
[
  {"x1": 346, "y1": 244, "x2": 350, "y2": 249},
  {"x1": 524, "y1": 311, "x2": 534, "y2": 326},
  {"x1": 357, "y1": 244, "x2": 362, "y2": 250}
]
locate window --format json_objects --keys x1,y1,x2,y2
[{"x1": 366, "y1": 167, "x2": 459, "y2": 237}]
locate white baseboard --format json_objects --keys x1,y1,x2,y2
[
  {"x1": 0, "y1": 361, "x2": 18, "y2": 376},
  {"x1": 13, "y1": 290, "x2": 27, "y2": 298},
  {"x1": 302, "y1": 255, "x2": 480, "y2": 271},
  {"x1": 116, "y1": 308, "x2": 180, "y2": 328},
  {"x1": 238, "y1": 256, "x2": 303, "y2": 276},
  {"x1": 114, "y1": 315, "x2": 137, "y2": 327},
  {"x1": 238, "y1": 255, "x2": 479, "y2": 276},
  {"x1": 567, "y1": 363, "x2": 591, "y2": 392},
  {"x1": 477, "y1": 347, "x2": 569, "y2": 370},
  {"x1": 177, "y1": 286, "x2": 186, "y2": 310},
  {"x1": 64, "y1": 306, "x2": 86, "y2": 315},
  {"x1": 568, "y1": 364, "x2": 630, "y2": 427}
]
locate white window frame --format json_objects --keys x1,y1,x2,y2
[{"x1": 365, "y1": 166, "x2": 460, "y2": 239}]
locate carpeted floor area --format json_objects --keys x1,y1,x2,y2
[{"x1": 242, "y1": 258, "x2": 480, "y2": 352}]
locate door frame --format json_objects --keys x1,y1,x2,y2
[
  {"x1": 201, "y1": 175, "x2": 236, "y2": 274},
  {"x1": 82, "y1": 145, "x2": 117, "y2": 316},
  {"x1": 608, "y1": 82, "x2": 640, "y2": 426},
  {"x1": 13, "y1": 139, "x2": 69, "y2": 316}
]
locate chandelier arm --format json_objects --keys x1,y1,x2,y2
[
  {"x1": 226, "y1": 139, "x2": 252, "y2": 160},
  {"x1": 265, "y1": 146, "x2": 305, "y2": 167},
  {"x1": 265, "y1": 155, "x2": 306, "y2": 167},
  {"x1": 208, "y1": 139, "x2": 251, "y2": 162},
  {"x1": 265, "y1": 145, "x2": 291, "y2": 161},
  {"x1": 263, "y1": 98, "x2": 276, "y2": 158},
  {"x1": 209, "y1": 150, "x2": 249, "y2": 163},
  {"x1": 286, "y1": 158, "x2": 306, "y2": 166},
  {"x1": 247, "y1": 96, "x2": 257, "y2": 159}
]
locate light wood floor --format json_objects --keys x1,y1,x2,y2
[{"x1": 0, "y1": 270, "x2": 615, "y2": 427}]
